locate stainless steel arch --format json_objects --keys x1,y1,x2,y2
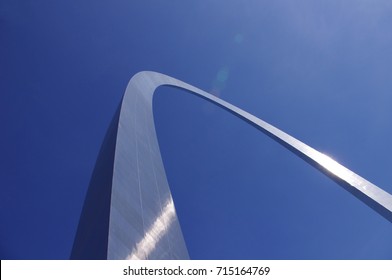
[{"x1": 103, "y1": 71, "x2": 392, "y2": 259}]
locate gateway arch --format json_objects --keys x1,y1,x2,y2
[{"x1": 71, "y1": 71, "x2": 392, "y2": 260}]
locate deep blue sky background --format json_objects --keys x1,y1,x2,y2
[{"x1": 1, "y1": 0, "x2": 392, "y2": 259}]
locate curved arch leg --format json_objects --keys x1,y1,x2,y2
[{"x1": 72, "y1": 71, "x2": 392, "y2": 260}]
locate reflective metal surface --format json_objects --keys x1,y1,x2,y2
[{"x1": 74, "y1": 71, "x2": 392, "y2": 260}]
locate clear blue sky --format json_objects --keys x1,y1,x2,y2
[{"x1": 1, "y1": 0, "x2": 392, "y2": 259}]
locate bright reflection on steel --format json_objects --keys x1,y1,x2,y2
[
  {"x1": 313, "y1": 152, "x2": 355, "y2": 182},
  {"x1": 127, "y1": 199, "x2": 176, "y2": 260}
]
